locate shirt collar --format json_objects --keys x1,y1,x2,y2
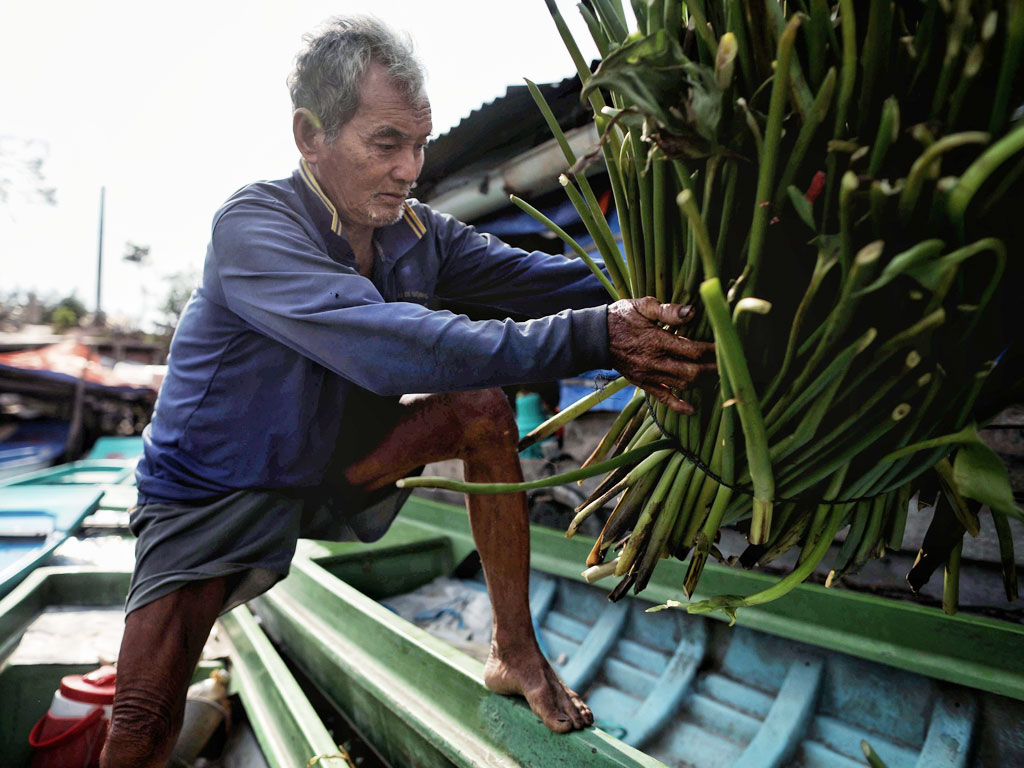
[{"x1": 294, "y1": 159, "x2": 425, "y2": 259}]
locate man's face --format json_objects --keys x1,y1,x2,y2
[{"x1": 312, "y1": 62, "x2": 432, "y2": 232}]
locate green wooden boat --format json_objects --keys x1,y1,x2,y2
[
  {"x1": 251, "y1": 496, "x2": 1024, "y2": 768},
  {"x1": 0, "y1": 567, "x2": 357, "y2": 768}
]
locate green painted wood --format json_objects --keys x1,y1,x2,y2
[
  {"x1": 219, "y1": 605, "x2": 347, "y2": 768},
  {"x1": 255, "y1": 543, "x2": 665, "y2": 768},
  {"x1": 314, "y1": 537, "x2": 453, "y2": 600},
  {"x1": 395, "y1": 496, "x2": 1024, "y2": 702}
]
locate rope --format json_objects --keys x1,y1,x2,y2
[{"x1": 641, "y1": 395, "x2": 888, "y2": 506}]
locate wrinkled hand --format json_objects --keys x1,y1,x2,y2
[{"x1": 607, "y1": 297, "x2": 717, "y2": 414}]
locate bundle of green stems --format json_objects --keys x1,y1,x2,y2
[{"x1": 402, "y1": 0, "x2": 1024, "y2": 619}]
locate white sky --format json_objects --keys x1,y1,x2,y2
[{"x1": 0, "y1": 0, "x2": 598, "y2": 329}]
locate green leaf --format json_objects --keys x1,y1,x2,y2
[
  {"x1": 952, "y1": 439, "x2": 1024, "y2": 522},
  {"x1": 787, "y1": 185, "x2": 817, "y2": 229}
]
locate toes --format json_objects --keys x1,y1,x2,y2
[{"x1": 546, "y1": 712, "x2": 575, "y2": 733}]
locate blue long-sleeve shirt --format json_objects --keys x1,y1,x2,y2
[{"x1": 136, "y1": 163, "x2": 611, "y2": 504}]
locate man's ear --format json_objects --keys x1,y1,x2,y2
[{"x1": 293, "y1": 108, "x2": 323, "y2": 162}]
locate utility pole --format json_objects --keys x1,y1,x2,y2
[{"x1": 95, "y1": 185, "x2": 106, "y2": 326}]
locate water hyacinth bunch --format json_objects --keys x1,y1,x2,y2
[{"x1": 403, "y1": 0, "x2": 1024, "y2": 620}]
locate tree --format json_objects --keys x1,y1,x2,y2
[
  {"x1": 159, "y1": 271, "x2": 198, "y2": 331},
  {"x1": 0, "y1": 136, "x2": 56, "y2": 207},
  {"x1": 46, "y1": 294, "x2": 88, "y2": 332}
]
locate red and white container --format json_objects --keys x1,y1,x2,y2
[{"x1": 29, "y1": 665, "x2": 116, "y2": 768}]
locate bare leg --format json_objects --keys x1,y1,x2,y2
[
  {"x1": 344, "y1": 389, "x2": 593, "y2": 732},
  {"x1": 100, "y1": 577, "x2": 228, "y2": 768}
]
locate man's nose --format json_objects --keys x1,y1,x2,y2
[{"x1": 393, "y1": 147, "x2": 422, "y2": 186}]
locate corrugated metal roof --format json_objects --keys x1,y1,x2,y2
[{"x1": 416, "y1": 71, "x2": 593, "y2": 202}]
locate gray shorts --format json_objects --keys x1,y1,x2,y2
[{"x1": 126, "y1": 390, "x2": 421, "y2": 616}]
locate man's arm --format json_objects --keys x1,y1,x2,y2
[
  {"x1": 211, "y1": 200, "x2": 609, "y2": 396},
  {"x1": 427, "y1": 206, "x2": 715, "y2": 411},
  {"x1": 429, "y1": 207, "x2": 612, "y2": 318}
]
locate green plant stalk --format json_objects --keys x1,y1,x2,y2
[
  {"x1": 931, "y1": 0, "x2": 971, "y2": 119},
  {"x1": 830, "y1": 500, "x2": 873, "y2": 578},
  {"x1": 874, "y1": 371, "x2": 945, "y2": 491},
  {"x1": 948, "y1": 122, "x2": 1024, "y2": 239},
  {"x1": 807, "y1": 0, "x2": 836, "y2": 85},
  {"x1": 776, "y1": 404, "x2": 909, "y2": 502},
  {"x1": 632, "y1": 453, "x2": 688, "y2": 587},
  {"x1": 593, "y1": 469, "x2": 662, "y2": 560},
  {"x1": 568, "y1": 447, "x2": 675, "y2": 537},
  {"x1": 591, "y1": 0, "x2": 629, "y2": 43},
  {"x1": 678, "y1": 406, "x2": 725, "y2": 548},
  {"x1": 761, "y1": 250, "x2": 841, "y2": 407},
  {"x1": 665, "y1": 461, "x2": 700, "y2": 553},
  {"x1": 557, "y1": 173, "x2": 631, "y2": 294},
  {"x1": 689, "y1": 467, "x2": 850, "y2": 619},
  {"x1": 519, "y1": 376, "x2": 629, "y2": 450},
  {"x1": 822, "y1": 0, "x2": 857, "y2": 226},
  {"x1": 858, "y1": 238, "x2": 946, "y2": 294},
  {"x1": 852, "y1": 493, "x2": 888, "y2": 567},
  {"x1": 991, "y1": 510, "x2": 1020, "y2": 601},
  {"x1": 978, "y1": 154, "x2": 1024, "y2": 218},
  {"x1": 947, "y1": 42, "x2": 984, "y2": 130},
  {"x1": 989, "y1": 0, "x2": 1024, "y2": 134},
  {"x1": 683, "y1": 0, "x2": 718, "y2": 50},
  {"x1": 622, "y1": 136, "x2": 644, "y2": 295},
  {"x1": 887, "y1": 482, "x2": 913, "y2": 550},
  {"x1": 898, "y1": 131, "x2": 990, "y2": 221},
  {"x1": 764, "y1": 0, "x2": 813, "y2": 117},
  {"x1": 510, "y1": 195, "x2": 621, "y2": 298},
  {"x1": 578, "y1": 1, "x2": 612, "y2": 58},
  {"x1": 943, "y1": 539, "x2": 963, "y2": 616},
  {"x1": 701, "y1": 278, "x2": 774, "y2": 543},
  {"x1": 769, "y1": 358, "x2": 852, "y2": 464},
  {"x1": 652, "y1": 148, "x2": 669, "y2": 300},
  {"x1": 856, "y1": 0, "x2": 893, "y2": 136},
  {"x1": 789, "y1": 354, "x2": 921, "y2": 470},
  {"x1": 862, "y1": 739, "x2": 891, "y2": 768},
  {"x1": 581, "y1": 389, "x2": 645, "y2": 469},
  {"x1": 790, "y1": 241, "x2": 882, "y2": 400},
  {"x1": 397, "y1": 438, "x2": 674, "y2": 494},
  {"x1": 773, "y1": 66, "x2": 837, "y2": 211},
  {"x1": 758, "y1": 507, "x2": 813, "y2": 566},
  {"x1": 868, "y1": 97, "x2": 900, "y2": 178},
  {"x1": 743, "y1": 13, "x2": 802, "y2": 296},
  {"x1": 936, "y1": 457, "x2": 982, "y2": 536},
  {"x1": 630, "y1": 130, "x2": 656, "y2": 297},
  {"x1": 725, "y1": 0, "x2": 754, "y2": 93},
  {"x1": 525, "y1": 78, "x2": 630, "y2": 283},
  {"x1": 768, "y1": 326, "x2": 876, "y2": 436},
  {"x1": 838, "y1": 171, "x2": 859, "y2": 279},
  {"x1": 838, "y1": 308, "x2": 945, "y2": 397},
  {"x1": 713, "y1": 160, "x2": 738, "y2": 266},
  {"x1": 616, "y1": 454, "x2": 683, "y2": 576},
  {"x1": 678, "y1": 189, "x2": 716, "y2": 280}
]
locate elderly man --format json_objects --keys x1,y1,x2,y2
[{"x1": 102, "y1": 16, "x2": 714, "y2": 767}]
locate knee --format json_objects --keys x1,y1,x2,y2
[{"x1": 450, "y1": 388, "x2": 518, "y2": 453}]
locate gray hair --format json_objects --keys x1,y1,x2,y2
[{"x1": 288, "y1": 15, "x2": 425, "y2": 142}]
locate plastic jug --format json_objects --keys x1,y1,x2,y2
[{"x1": 29, "y1": 665, "x2": 116, "y2": 768}]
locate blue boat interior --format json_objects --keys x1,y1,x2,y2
[{"x1": 336, "y1": 543, "x2": 1024, "y2": 768}]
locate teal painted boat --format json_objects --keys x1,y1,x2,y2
[
  {"x1": 0, "y1": 486, "x2": 103, "y2": 600},
  {"x1": 0, "y1": 567, "x2": 359, "y2": 768},
  {"x1": 252, "y1": 496, "x2": 1024, "y2": 768}
]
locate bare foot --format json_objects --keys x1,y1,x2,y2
[{"x1": 483, "y1": 640, "x2": 594, "y2": 733}]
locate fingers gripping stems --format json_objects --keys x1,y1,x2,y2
[{"x1": 607, "y1": 297, "x2": 717, "y2": 414}]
